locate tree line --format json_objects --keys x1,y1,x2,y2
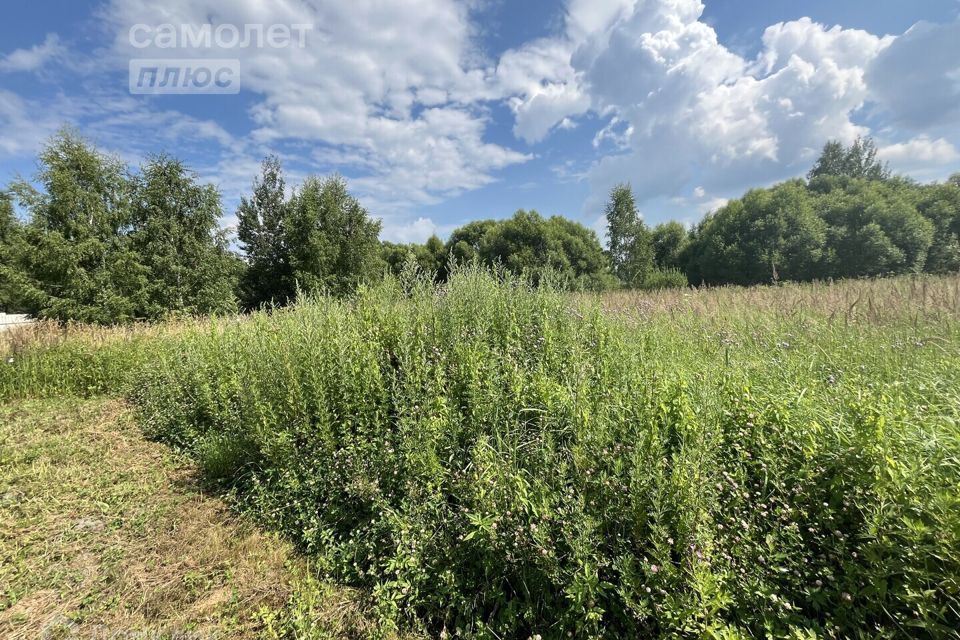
[{"x1": 1, "y1": 131, "x2": 958, "y2": 323}]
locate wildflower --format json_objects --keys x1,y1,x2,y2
[
  {"x1": 841, "y1": 592, "x2": 852, "y2": 602},
  {"x1": 649, "y1": 564, "x2": 659, "y2": 573}
]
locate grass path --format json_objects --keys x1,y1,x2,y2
[{"x1": 0, "y1": 399, "x2": 382, "y2": 639}]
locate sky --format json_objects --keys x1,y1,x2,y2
[{"x1": 1, "y1": 0, "x2": 959, "y2": 243}]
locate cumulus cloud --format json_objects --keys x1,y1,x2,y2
[
  {"x1": 6, "y1": 0, "x2": 960, "y2": 235},
  {"x1": 866, "y1": 20, "x2": 960, "y2": 130},
  {"x1": 0, "y1": 34, "x2": 65, "y2": 73},
  {"x1": 879, "y1": 136, "x2": 959, "y2": 172},
  {"x1": 484, "y1": 1, "x2": 959, "y2": 221},
  {"x1": 578, "y1": 4, "x2": 893, "y2": 205},
  {"x1": 753, "y1": 17, "x2": 893, "y2": 75},
  {"x1": 494, "y1": 38, "x2": 590, "y2": 143},
  {"x1": 380, "y1": 216, "x2": 453, "y2": 243},
  {"x1": 101, "y1": 0, "x2": 530, "y2": 213},
  {"x1": 496, "y1": 0, "x2": 959, "y2": 220}
]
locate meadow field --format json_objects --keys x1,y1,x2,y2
[{"x1": 2, "y1": 269, "x2": 959, "y2": 638}]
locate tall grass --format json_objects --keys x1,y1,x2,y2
[
  {"x1": 0, "y1": 318, "x2": 208, "y2": 400},
  {"x1": 112, "y1": 266, "x2": 960, "y2": 638}
]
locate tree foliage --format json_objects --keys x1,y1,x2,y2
[
  {"x1": 807, "y1": 137, "x2": 891, "y2": 182},
  {"x1": 382, "y1": 236, "x2": 446, "y2": 278},
  {"x1": 604, "y1": 184, "x2": 654, "y2": 286},
  {"x1": 236, "y1": 156, "x2": 292, "y2": 308},
  {"x1": 688, "y1": 181, "x2": 827, "y2": 285},
  {"x1": 286, "y1": 175, "x2": 383, "y2": 297},
  {"x1": 5, "y1": 131, "x2": 237, "y2": 322},
  {"x1": 9, "y1": 129, "x2": 146, "y2": 322},
  {"x1": 0, "y1": 193, "x2": 28, "y2": 312},
  {"x1": 457, "y1": 210, "x2": 615, "y2": 290},
  {"x1": 130, "y1": 156, "x2": 239, "y2": 317},
  {"x1": 651, "y1": 221, "x2": 689, "y2": 272},
  {"x1": 683, "y1": 139, "x2": 956, "y2": 286},
  {"x1": 4, "y1": 129, "x2": 959, "y2": 322},
  {"x1": 236, "y1": 161, "x2": 383, "y2": 305}
]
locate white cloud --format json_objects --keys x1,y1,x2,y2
[
  {"x1": 0, "y1": 34, "x2": 65, "y2": 73},
  {"x1": 753, "y1": 17, "x2": 893, "y2": 76},
  {"x1": 101, "y1": 0, "x2": 530, "y2": 212},
  {"x1": 509, "y1": 1, "x2": 924, "y2": 219},
  {"x1": 0, "y1": 90, "x2": 62, "y2": 156},
  {"x1": 6, "y1": 0, "x2": 960, "y2": 237},
  {"x1": 495, "y1": 38, "x2": 590, "y2": 143},
  {"x1": 588, "y1": 8, "x2": 886, "y2": 196},
  {"x1": 381, "y1": 216, "x2": 455, "y2": 243},
  {"x1": 879, "y1": 135, "x2": 959, "y2": 170},
  {"x1": 473, "y1": 2, "x2": 959, "y2": 223},
  {"x1": 866, "y1": 20, "x2": 960, "y2": 130}
]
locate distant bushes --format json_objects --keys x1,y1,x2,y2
[
  {"x1": 6, "y1": 132, "x2": 959, "y2": 324},
  {"x1": 639, "y1": 268, "x2": 687, "y2": 291},
  {"x1": 683, "y1": 140, "x2": 960, "y2": 286},
  {"x1": 122, "y1": 266, "x2": 960, "y2": 638},
  {"x1": 384, "y1": 209, "x2": 619, "y2": 292}
]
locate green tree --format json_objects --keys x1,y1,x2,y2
[
  {"x1": 473, "y1": 210, "x2": 614, "y2": 290},
  {"x1": 651, "y1": 221, "x2": 690, "y2": 271},
  {"x1": 816, "y1": 179, "x2": 933, "y2": 277},
  {"x1": 236, "y1": 156, "x2": 292, "y2": 308},
  {"x1": 604, "y1": 184, "x2": 653, "y2": 286},
  {"x1": 544, "y1": 215, "x2": 617, "y2": 290},
  {"x1": 808, "y1": 136, "x2": 891, "y2": 182},
  {"x1": 129, "y1": 156, "x2": 238, "y2": 318},
  {"x1": 381, "y1": 236, "x2": 446, "y2": 278},
  {"x1": 446, "y1": 219, "x2": 497, "y2": 264},
  {"x1": 687, "y1": 181, "x2": 826, "y2": 285},
  {"x1": 0, "y1": 193, "x2": 29, "y2": 312},
  {"x1": 10, "y1": 129, "x2": 146, "y2": 323},
  {"x1": 917, "y1": 181, "x2": 960, "y2": 273},
  {"x1": 285, "y1": 175, "x2": 383, "y2": 297}
]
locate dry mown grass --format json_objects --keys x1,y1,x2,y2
[
  {"x1": 0, "y1": 399, "x2": 386, "y2": 639},
  {"x1": 593, "y1": 273, "x2": 960, "y2": 324},
  {"x1": 0, "y1": 318, "x2": 205, "y2": 358}
]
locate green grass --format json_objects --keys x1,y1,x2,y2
[
  {"x1": 0, "y1": 399, "x2": 407, "y2": 639},
  {"x1": 4, "y1": 267, "x2": 960, "y2": 638}
]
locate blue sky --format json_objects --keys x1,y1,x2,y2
[{"x1": 2, "y1": 0, "x2": 959, "y2": 243}]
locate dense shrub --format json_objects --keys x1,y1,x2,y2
[
  {"x1": 641, "y1": 268, "x2": 688, "y2": 291},
  {"x1": 125, "y1": 266, "x2": 960, "y2": 638}
]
